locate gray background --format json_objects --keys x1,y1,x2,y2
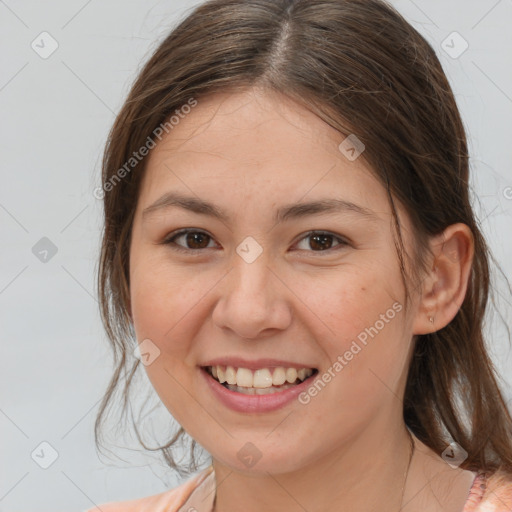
[{"x1": 1, "y1": 1, "x2": 511, "y2": 511}]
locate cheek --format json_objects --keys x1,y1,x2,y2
[
  {"x1": 297, "y1": 266, "x2": 407, "y2": 394},
  {"x1": 299, "y1": 266, "x2": 402, "y2": 347},
  {"x1": 129, "y1": 261, "x2": 204, "y2": 419},
  {"x1": 129, "y1": 257, "x2": 215, "y2": 357}
]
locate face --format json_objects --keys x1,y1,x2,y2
[{"x1": 129, "y1": 87, "x2": 421, "y2": 474}]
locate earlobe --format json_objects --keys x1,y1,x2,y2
[{"x1": 412, "y1": 223, "x2": 474, "y2": 335}]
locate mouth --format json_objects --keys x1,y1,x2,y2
[{"x1": 201, "y1": 364, "x2": 319, "y2": 395}]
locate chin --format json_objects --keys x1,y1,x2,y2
[{"x1": 211, "y1": 440, "x2": 320, "y2": 476}]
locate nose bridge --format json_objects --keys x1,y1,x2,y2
[
  {"x1": 211, "y1": 239, "x2": 292, "y2": 338},
  {"x1": 230, "y1": 243, "x2": 273, "y2": 304},
  {"x1": 232, "y1": 234, "x2": 272, "y2": 288}
]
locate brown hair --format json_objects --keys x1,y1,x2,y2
[{"x1": 95, "y1": 0, "x2": 512, "y2": 477}]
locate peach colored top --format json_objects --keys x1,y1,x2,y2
[{"x1": 84, "y1": 465, "x2": 512, "y2": 512}]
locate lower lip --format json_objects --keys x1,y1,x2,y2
[{"x1": 199, "y1": 367, "x2": 317, "y2": 413}]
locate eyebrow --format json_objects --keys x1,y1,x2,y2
[{"x1": 142, "y1": 191, "x2": 380, "y2": 224}]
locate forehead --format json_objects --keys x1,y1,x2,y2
[
  {"x1": 148, "y1": 88, "x2": 353, "y2": 167},
  {"x1": 137, "y1": 87, "x2": 390, "y2": 220}
]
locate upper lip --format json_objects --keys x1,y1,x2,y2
[{"x1": 200, "y1": 357, "x2": 317, "y2": 371}]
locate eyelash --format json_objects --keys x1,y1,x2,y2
[{"x1": 161, "y1": 229, "x2": 349, "y2": 255}]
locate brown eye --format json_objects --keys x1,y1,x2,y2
[
  {"x1": 162, "y1": 229, "x2": 348, "y2": 254},
  {"x1": 164, "y1": 230, "x2": 216, "y2": 251},
  {"x1": 295, "y1": 231, "x2": 348, "y2": 252},
  {"x1": 184, "y1": 232, "x2": 211, "y2": 249}
]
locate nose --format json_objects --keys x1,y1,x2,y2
[{"x1": 211, "y1": 256, "x2": 293, "y2": 340}]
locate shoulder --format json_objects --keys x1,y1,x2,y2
[
  {"x1": 464, "y1": 469, "x2": 512, "y2": 511},
  {"x1": 83, "y1": 466, "x2": 214, "y2": 512}
]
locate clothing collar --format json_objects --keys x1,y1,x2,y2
[{"x1": 177, "y1": 465, "x2": 216, "y2": 512}]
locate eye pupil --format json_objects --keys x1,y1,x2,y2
[
  {"x1": 310, "y1": 233, "x2": 333, "y2": 251},
  {"x1": 187, "y1": 232, "x2": 210, "y2": 249},
  {"x1": 167, "y1": 230, "x2": 344, "y2": 254}
]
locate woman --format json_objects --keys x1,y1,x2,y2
[{"x1": 88, "y1": 0, "x2": 512, "y2": 510}]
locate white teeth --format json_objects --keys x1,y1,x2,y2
[
  {"x1": 272, "y1": 367, "x2": 286, "y2": 386},
  {"x1": 208, "y1": 365, "x2": 314, "y2": 388},
  {"x1": 236, "y1": 367, "x2": 253, "y2": 387},
  {"x1": 286, "y1": 368, "x2": 298, "y2": 383},
  {"x1": 253, "y1": 369, "x2": 273, "y2": 388},
  {"x1": 225, "y1": 366, "x2": 237, "y2": 385},
  {"x1": 225, "y1": 382, "x2": 299, "y2": 395}
]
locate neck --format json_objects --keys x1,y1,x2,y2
[{"x1": 212, "y1": 420, "x2": 414, "y2": 512}]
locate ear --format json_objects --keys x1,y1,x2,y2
[{"x1": 412, "y1": 223, "x2": 474, "y2": 335}]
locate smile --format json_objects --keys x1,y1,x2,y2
[{"x1": 203, "y1": 365, "x2": 318, "y2": 395}]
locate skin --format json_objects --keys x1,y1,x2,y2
[{"x1": 128, "y1": 87, "x2": 476, "y2": 511}]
